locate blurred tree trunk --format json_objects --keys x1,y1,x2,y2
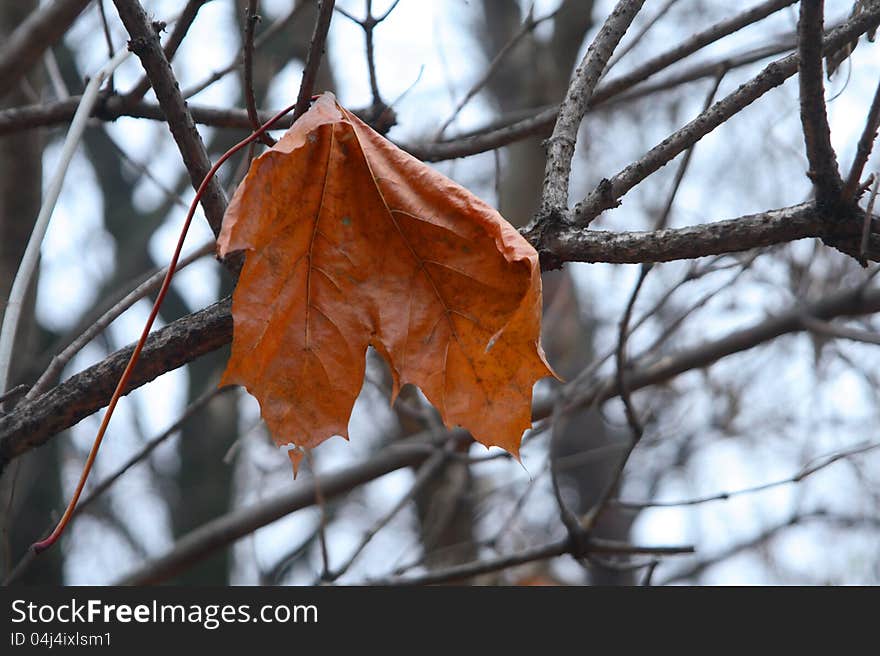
[
  {"x1": 169, "y1": 0, "x2": 339, "y2": 583},
  {"x1": 0, "y1": 0, "x2": 64, "y2": 584}
]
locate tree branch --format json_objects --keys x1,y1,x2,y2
[
  {"x1": 111, "y1": 0, "x2": 229, "y2": 237},
  {"x1": 370, "y1": 536, "x2": 693, "y2": 586},
  {"x1": 540, "y1": 0, "x2": 644, "y2": 217},
  {"x1": 543, "y1": 202, "x2": 879, "y2": 268},
  {"x1": 0, "y1": 298, "x2": 232, "y2": 475},
  {"x1": 116, "y1": 432, "x2": 471, "y2": 585},
  {"x1": 291, "y1": 0, "x2": 335, "y2": 122},
  {"x1": 797, "y1": 0, "x2": 843, "y2": 204},
  {"x1": 843, "y1": 76, "x2": 880, "y2": 201},
  {"x1": 123, "y1": 0, "x2": 210, "y2": 105}
]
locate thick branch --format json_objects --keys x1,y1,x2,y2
[
  {"x1": 797, "y1": 0, "x2": 843, "y2": 204},
  {"x1": 111, "y1": 0, "x2": 228, "y2": 236},
  {"x1": 0, "y1": 0, "x2": 91, "y2": 99},
  {"x1": 544, "y1": 202, "x2": 879, "y2": 267},
  {"x1": 0, "y1": 299, "x2": 232, "y2": 474}
]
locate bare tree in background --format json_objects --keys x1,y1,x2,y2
[{"x1": 1, "y1": 0, "x2": 880, "y2": 586}]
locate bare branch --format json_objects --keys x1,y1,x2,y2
[
  {"x1": 292, "y1": 0, "x2": 335, "y2": 122},
  {"x1": 799, "y1": 315, "x2": 880, "y2": 346},
  {"x1": 543, "y1": 202, "x2": 878, "y2": 268},
  {"x1": 540, "y1": 0, "x2": 645, "y2": 217},
  {"x1": 797, "y1": 0, "x2": 843, "y2": 203},
  {"x1": 0, "y1": 298, "x2": 233, "y2": 475},
  {"x1": 613, "y1": 440, "x2": 880, "y2": 509},
  {"x1": 124, "y1": 0, "x2": 209, "y2": 104},
  {"x1": 370, "y1": 537, "x2": 693, "y2": 586},
  {"x1": 843, "y1": 78, "x2": 880, "y2": 201},
  {"x1": 434, "y1": 5, "x2": 560, "y2": 141},
  {"x1": 112, "y1": 0, "x2": 229, "y2": 237},
  {"x1": 243, "y1": 0, "x2": 275, "y2": 147},
  {"x1": 25, "y1": 242, "x2": 214, "y2": 402},
  {"x1": 116, "y1": 432, "x2": 471, "y2": 585}
]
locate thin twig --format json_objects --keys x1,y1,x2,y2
[
  {"x1": 613, "y1": 440, "x2": 880, "y2": 510},
  {"x1": 800, "y1": 313, "x2": 880, "y2": 346},
  {"x1": 325, "y1": 447, "x2": 449, "y2": 581},
  {"x1": 334, "y1": 0, "x2": 401, "y2": 124},
  {"x1": 368, "y1": 536, "x2": 694, "y2": 586},
  {"x1": 244, "y1": 0, "x2": 275, "y2": 147},
  {"x1": 605, "y1": 0, "x2": 680, "y2": 72},
  {"x1": 0, "y1": 0, "x2": 92, "y2": 99},
  {"x1": 97, "y1": 0, "x2": 116, "y2": 91},
  {"x1": 597, "y1": 0, "x2": 798, "y2": 105},
  {"x1": 433, "y1": 3, "x2": 559, "y2": 141},
  {"x1": 124, "y1": 0, "x2": 209, "y2": 105},
  {"x1": 0, "y1": 385, "x2": 28, "y2": 409},
  {"x1": 654, "y1": 69, "x2": 727, "y2": 230},
  {"x1": 657, "y1": 510, "x2": 877, "y2": 584},
  {"x1": 616, "y1": 266, "x2": 651, "y2": 443},
  {"x1": 304, "y1": 449, "x2": 332, "y2": 581},
  {"x1": 78, "y1": 387, "x2": 231, "y2": 516},
  {"x1": 2, "y1": 385, "x2": 230, "y2": 585},
  {"x1": 183, "y1": 1, "x2": 308, "y2": 99},
  {"x1": 843, "y1": 77, "x2": 880, "y2": 201},
  {"x1": 861, "y1": 174, "x2": 880, "y2": 260},
  {"x1": 42, "y1": 48, "x2": 69, "y2": 100}
]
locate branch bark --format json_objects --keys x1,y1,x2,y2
[
  {"x1": 540, "y1": 0, "x2": 644, "y2": 216},
  {"x1": 0, "y1": 298, "x2": 232, "y2": 474},
  {"x1": 545, "y1": 202, "x2": 879, "y2": 267},
  {"x1": 797, "y1": 0, "x2": 843, "y2": 204},
  {"x1": 111, "y1": 0, "x2": 228, "y2": 237}
]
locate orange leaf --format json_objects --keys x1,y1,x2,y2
[{"x1": 218, "y1": 93, "x2": 554, "y2": 456}]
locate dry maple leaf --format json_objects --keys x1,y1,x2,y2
[{"x1": 217, "y1": 93, "x2": 554, "y2": 456}]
